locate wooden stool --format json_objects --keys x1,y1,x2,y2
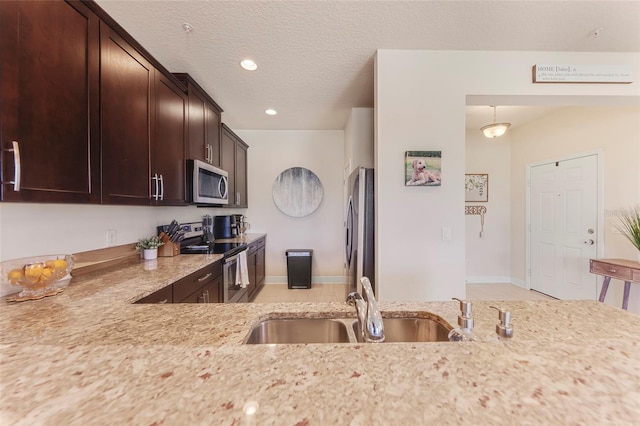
[{"x1": 590, "y1": 258, "x2": 640, "y2": 310}]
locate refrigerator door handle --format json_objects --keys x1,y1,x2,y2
[{"x1": 346, "y1": 196, "x2": 354, "y2": 266}]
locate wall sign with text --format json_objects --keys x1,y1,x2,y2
[{"x1": 532, "y1": 64, "x2": 633, "y2": 84}]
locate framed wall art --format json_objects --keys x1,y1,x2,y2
[
  {"x1": 272, "y1": 167, "x2": 324, "y2": 217},
  {"x1": 465, "y1": 174, "x2": 488, "y2": 202},
  {"x1": 405, "y1": 151, "x2": 442, "y2": 186}
]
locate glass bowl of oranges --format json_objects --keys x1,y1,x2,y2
[{"x1": 1, "y1": 254, "x2": 74, "y2": 301}]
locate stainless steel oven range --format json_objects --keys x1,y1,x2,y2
[
  {"x1": 162, "y1": 221, "x2": 248, "y2": 303},
  {"x1": 222, "y1": 250, "x2": 249, "y2": 303}
]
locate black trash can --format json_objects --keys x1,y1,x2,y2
[{"x1": 286, "y1": 249, "x2": 313, "y2": 289}]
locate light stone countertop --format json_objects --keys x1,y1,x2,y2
[{"x1": 1, "y1": 233, "x2": 639, "y2": 425}]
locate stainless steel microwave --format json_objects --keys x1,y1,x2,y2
[{"x1": 188, "y1": 159, "x2": 229, "y2": 205}]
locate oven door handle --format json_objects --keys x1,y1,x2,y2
[{"x1": 224, "y1": 248, "x2": 246, "y2": 264}]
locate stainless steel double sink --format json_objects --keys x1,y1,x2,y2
[{"x1": 244, "y1": 315, "x2": 452, "y2": 344}]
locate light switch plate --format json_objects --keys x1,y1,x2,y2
[{"x1": 106, "y1": 229, "x2": 117, "y2": 247}]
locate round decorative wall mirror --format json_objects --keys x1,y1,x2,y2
[{"x1": 272, "y1": 167, "x2": 324, "y2": 217}]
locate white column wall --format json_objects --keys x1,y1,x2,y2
[{"x1": 375, "y1": 50, "x2": 640, "y2": 302}]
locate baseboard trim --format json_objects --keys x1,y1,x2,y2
[
  {"x1": 265, "y1": 276, "x2": 345, "y2": 285},
  {"x1": 511, "y1": 278, "x2": 528, "y2": 289}
]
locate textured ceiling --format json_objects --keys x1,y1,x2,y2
[{"x1": 95, "y1": 0, "x2": 640, "y2": 131}]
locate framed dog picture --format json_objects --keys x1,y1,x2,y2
[
  {"x1": 465, "y1": 174, "x2": 488, "y2": 202},
  {"x1": 405, "y1": 151, "x2": 442, "y2": 186}
]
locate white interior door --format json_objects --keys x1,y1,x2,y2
[{"x1": 529, "y1": 154, "x2": 598, "y2": 300}]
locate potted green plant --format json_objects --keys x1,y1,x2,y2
[
  {"x1": 615, "y1": 205, "x2": 640, "y2": 260},
  {"x1": 136, "y1": 236, "x2": 165, "y2": 260}
]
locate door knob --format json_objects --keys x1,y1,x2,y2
[{"x1": 584, "y1": 239, "x2": 595, "y2": 245}]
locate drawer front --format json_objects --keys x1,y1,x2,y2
[
  {"x1": 633, "y1": 268, "x2": 640, "y2": 283},
  {"x1": 135, "y1": 284, "x2": 172, "y2": 304},
  {"x1": 247, "y1": 241, "x2": 259, "y2": 255},
  {"x1": 257, "y1": 237, "x2": 266, "y2": 249},
  {"x1": 590, "y1": 260, "x2": 632, "y2": 280},
  {"x1": 173, "y1": 261, "x2": 222, "y2": 302},
  {"x1": 178, "y1": 275, "x2": 222, "y2": 304}
]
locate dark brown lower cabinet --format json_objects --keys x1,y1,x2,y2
[
  {"x1": 179, "y1": 275, "x2": 221, "y2": 303},
  {"x1": 248, "y1": 237, "x2": 266, "y2": 300},
  {"x1": 174, "y1": 261, "x2": 223, "y2": 303},
  {"x1": 135, "y1": 284, "x2": 172, "y2": 304},
  {"x1": 247, "y1": 249, "x2": 257, "y2": 297},
  {"x1": 135, "y1": 260, "x2": 222, "y2": 304}
]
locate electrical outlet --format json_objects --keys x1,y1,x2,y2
[
  {"x1": 442, "y1": 227, "x2": 452, "y2": 241},
  {"x1": 106, "y1": 229, "x2": 117, "y2": 247}
]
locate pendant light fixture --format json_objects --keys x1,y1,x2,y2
[{"x1": 481, "y1": 106, "x2": 511, "y2": 138}]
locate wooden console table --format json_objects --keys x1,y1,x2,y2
[{"x1": 589, "y1": 258, "x2": 640, "y2": 310}]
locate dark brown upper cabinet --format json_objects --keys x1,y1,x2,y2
[
  {"x1": 152, "y1": 73, "x2": 188, "y2": 206},
  {"x1": 2, "y1": 0, "x2": 189, "y2": 206},
  {"x1": 100, "y1": 22, "x2": 188, "y2": 206},
  {"x1": 100, "y1": 22, "x2": 155, "y2": 205},
  {"x1": 173, "y1": 73, "x2": 223, "y2": 167},
  {"x1": 221, "y1": 124, "x2": 248, "y2": 208},
  {"x1": 1, "y1": 0, "x2": 100, "y2": 203}
]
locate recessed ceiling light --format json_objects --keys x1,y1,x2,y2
[
  {"x1": 240, "y1": 59, "x2": 257, "y2": 71},
  {"x1": 265, "y1": 109, "x2": 277, "y2": 116}
]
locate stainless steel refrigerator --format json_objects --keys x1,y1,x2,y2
[{"x1": 345, "y1": 167, "x2": 375, "y2": 297}]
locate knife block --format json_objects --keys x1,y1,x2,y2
[{"x1": 159, "y1": 242, "x2": 180, "y2": 257}]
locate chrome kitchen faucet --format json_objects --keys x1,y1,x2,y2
[{"x1": 347, "y1": 277, "x2": 385, "y2": 343}]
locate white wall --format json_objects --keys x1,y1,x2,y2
[
  {"x1": 510, "y1": 106, "x2": 640, "y2": 312},
  {"x1": 0, "y1": 203, "x2": 239, "y2": 295},
  {"x1": 465, "y1": 128, "x2": 512, "y2": 283},
  {"x1": 375, "y1": 49, "x2": 640, "y2": 303},
  {"x1": 344, "y1": 107, "x2": 374, "y2": 174},
  {"x1": 237, "y1": 130, "x2": 345, "y2": 284}
]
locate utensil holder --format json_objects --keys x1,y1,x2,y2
[{"x1": 158, "y1": 242, "x2": 180, "y2": 257}]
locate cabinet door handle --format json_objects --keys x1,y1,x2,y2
[
  {"x1": 198, "y1": 272, "x2": 213, "y2": 282},
  {"x1": 4, "y1": 141, "x2": 21, "y2": 191},
  {"x1": 236, "y1": 192, "x2": 240, "y2": 205},
  {"x1": 157, "y1": 299, "x2": 168, "y2": 304},
  {"x1": 203, "y1": 290, "x2": 210, "y2": 303},
  {"x1": 151, "y1": 174, "x2": 159, "y2": 200},
  {"x1": 159, "y1": 174, "x2": 164, "y2": 201}
]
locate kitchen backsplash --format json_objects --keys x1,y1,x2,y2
[{"x1": 0, "y1": 202, "x2": 246, "y2": 297}]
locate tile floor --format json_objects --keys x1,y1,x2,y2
[
  {"x1": 466, "y1": 283, "x2": 555, "y2": 301},
  {"x1": 251, "y1": 283, "x2": 556, "y2": 303},
  {"x1": 252, "y1": 284, "x2": 347, "y2": 303}
]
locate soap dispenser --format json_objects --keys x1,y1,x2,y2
[
  {"x1": 448, "y1": 298, "x2": 481, "y2": 342},
  {"x1": 489, "y1": 306, "x2": 513, "y2": 340}
]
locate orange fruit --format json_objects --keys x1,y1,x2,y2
[
  {"x1": 24, "y1": 264, "x2": 44, "y2": 283},
  {"x1": 53, "y1": 259, "x2": 67, "y2": 272},
  {"x1": 7, "y1": 269, "x2": 24, "y2": 284},
  {"x1": 39, "y1": 267, "x2": 54, "y2": 283}
]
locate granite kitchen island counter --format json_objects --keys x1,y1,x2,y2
[{"x1": 1, "y1": 249, "x2": 639, "y2": 425}]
